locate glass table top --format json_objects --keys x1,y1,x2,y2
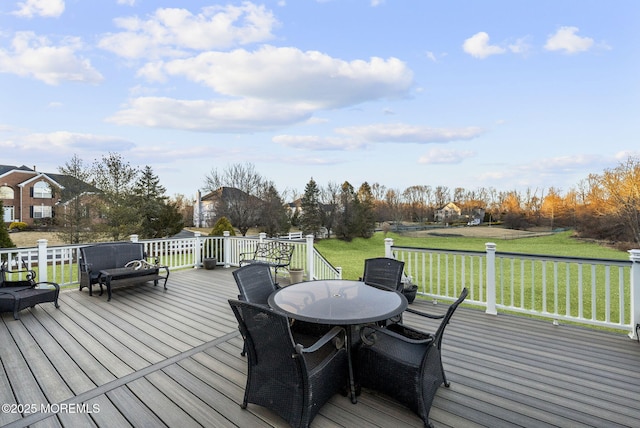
[{"x1": 268, "y1": 279, "x2": 407, "y2": 325}]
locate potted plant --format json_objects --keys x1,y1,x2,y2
[
  {"x1": 402, "y1": 277, "x2": 418, "y2": 304},
  {"x1": 288, "y1": 266, "x2": 304, "y2": 284}
]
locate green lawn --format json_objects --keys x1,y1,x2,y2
[{"x1": 314, "y1": 230, "x2": 629, "y2": 281}]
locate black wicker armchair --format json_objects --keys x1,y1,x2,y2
[
  {"x1": 232, "y1": 263, "x2": 278, "y2": 305},
  {"x1": 356, "y1": 288, "x2": 468, "y2": 428},
  {"x1": 0, "y1": 261, "x2": 60, "y2": 320},
  {"x1": 229, "y1": 299, "x2": 349, "y2": 428},
  {"x1": 362, "y1": 257, "x2": 405, "y2": 291}
]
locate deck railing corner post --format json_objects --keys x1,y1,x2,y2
[
  {"x1": 194, "y1": 232, "x2": 203, "y2": 269},
  {"x1": 129, "y1": 234, "x2": 139, "y2": 243},
  {"x1": 37, "y1": 239, "x2": 48, "y2": 282},
  {"x1": 385, "y1": 238, "x2": 394, "y2": 258},
  {"x1": 485, "y1": 242, "x2": 497, "y2": 315},
  {"x1": 306, "y1": 234, "x2": 315, "y2": 280},
  {"x1": 628, "y1": 249, "x2": 640, "y2": 339},
  {"x1": 223, "y1": 231, "x2": 231, "y2": 268}
]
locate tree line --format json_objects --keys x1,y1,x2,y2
[
  {"x1": 54, "y1": 153, "x2": 185, "y2": 244},
  {"x1": 202, "y1": 157, "x2": 640, "y2": 247},
  {"x1": 5, "y1": 154, "x2": 637, "y2": 247}
]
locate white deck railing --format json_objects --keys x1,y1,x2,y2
[
  {"x1": 388, "y1": 238, "x2": 640, "y2": 339},
  {"x1": 0, "y1": 232, "x2": 341, "y2": 286},
  {"x1": 5, "y1": 233, "x2": 639, "y2": 339}
]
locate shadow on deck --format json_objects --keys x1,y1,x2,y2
[{"x1": 1, "y1": 267, "x2": 640, "y2": 428}]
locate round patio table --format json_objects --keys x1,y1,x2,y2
[{"x1": 269, "y1": 279, "x2": 408, "y2": 403}]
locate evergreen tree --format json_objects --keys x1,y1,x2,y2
[
  {"x1": 0, "y1": 201, "x2": 16, "y2": 249},
  {"x1": 261, "y1": 184, "x2": 291, "y2": 237},
  {"x1": 300, "y1": 178, "x2": 322, "y2": 237},
  {"x1": 356, "y1": 182, "x2": 376, "y2": 238},
  {"x1": 335, "y1": 181, "x2": 356, "y2": 241},
  {"x1": 133, "y1": 165, "x2": 183, "y2": 238}
]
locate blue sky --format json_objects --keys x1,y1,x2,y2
[{"x1": 1, "y1": 0, "x2": 638, "y2": 200}]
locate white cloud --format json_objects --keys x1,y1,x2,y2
[
  {"x1": 156, "y1": 46, "x2": 413, "y2": 109},
  {"x1": 12, "y1": 0, "x2": 65, "y2": 18},
  {"x1": 273, "y1": 135, "x2": 365, "y2": 150},
  {"x1": 106, "y1": 97, "x2": 312, "y2": 132},
  {"x1": 1, "y1": 131, "x2": 134, "y2": 155},
  {"x1": 335, "y1": 123, "x2": 484, "y2": 143},
  {"x1": 418, "y1": 148, "x2": 476, "y2": 164},
  {"x1": 0, "y1": 32, "x2": 103, "y2": 85},
  {"x1": 98, "y1": 3, "x2": 278, "y2": 59},
  {"x1": 508, "y1": 37, "x2": 532, "y2": 55},
  {"x1": 463, "y1": 32, "x2": 505, "y2": 59},
  {"x1": 544, "y1": 26, "x2": 594, "y2": 54}
]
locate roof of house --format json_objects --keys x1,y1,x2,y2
[{"x1": 0, "y1": 164, "x2": 100, "y2": 202}]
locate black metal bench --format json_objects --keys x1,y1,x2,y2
[
  {"x1": 79, "y1": 242, "x2": 169, "y2": 301},
  {"x1": 239, "y1": 241, "x2": 294, "y2": 284}
]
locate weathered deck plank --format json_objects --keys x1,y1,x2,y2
[{"x1": 2, "y1": 267, "x2": 640, "y2": 428}]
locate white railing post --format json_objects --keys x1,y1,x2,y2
[
  {"x1": 223, "y1": 231, "x2": 231, "y2": 268},
  {"x1": 259, "y1": 232, "x2": 266, "y2": 243},
  {"x1": 37, "y1": 239, "x2": 48, "y2": 282},
  {"x1": 629, "y1": 249, "x2": 640, "y2": 339},
  {"x1": 485, "y1": 242, "x2": 497, "y2": 315},
  {"x1": 385, "y1": 238, "x2": 394, "y2": 258},
  {"x1": 129, "y1": 234, "x2": 139, "y2": 243},
  {"x1": 194, "y1": 232, "x2": 202, "y2": 269},
  {"x1": 306, "y1": 234, "x2": 315, "y2": 280}
]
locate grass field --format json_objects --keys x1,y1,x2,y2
[{"x1": 314, "y1": 228, "x2": 630, "y2": 281}]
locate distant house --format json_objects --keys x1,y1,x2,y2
[
  {"x1": 1, "y1": 164, "x2": 99, "y2": 227},
  {"x1": 434, "y1": 202, "x2": 462, "y2": 223},
  {"x1": 193, "y1": 187, "x2": 257, "y2": 228}
]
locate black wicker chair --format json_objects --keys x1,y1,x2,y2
[
  {"x1": 0, "y1": 261, "x2": 60, "y2": 320},
  {"x1": 362, "y1": 257, "x2": 406, "y2": 326},
  {"x1": 232, "y1": 263, "x2": 278, "y2": 305},
  {"x1": 362, "y1": 257, "x2": 405, "y2": 292},
  {"x1": 356, "y1": 288, "x2": 468, "y2": 428},
  {"x1": 229, "y1": 299, "x2": 349, "y2": 428},
  {"x1": 233, "y1": 264, "x2": 278, "y2": 356}
]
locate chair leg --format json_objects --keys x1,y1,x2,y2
[{"x1": 441, "y1": 361, "x2": 449, "y2": 388}]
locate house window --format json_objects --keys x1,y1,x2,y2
[
  {"x1": 33, "y1": 181, "x2": 52, "y2": 198},
  {"x1": 33, "y1": 205, "x2": 53, "y2": 218},
  {"x1": 0, "y1": 185, "x2": 14, "y2": 199}
]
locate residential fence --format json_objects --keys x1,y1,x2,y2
[{"x1": 387, "y1": 238, "x2": 640, "y2": 339}]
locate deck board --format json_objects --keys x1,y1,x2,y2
[{"x1": 2, "y1": 267, "x2": 640, "y2": 427}]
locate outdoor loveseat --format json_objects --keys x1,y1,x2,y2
[{"x1": 79, "y1": 242, "x2": 169, "y2": 301}]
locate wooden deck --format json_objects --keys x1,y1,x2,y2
[{"x1": 2, "y1": 267, "x2": 640, "y2": 428}]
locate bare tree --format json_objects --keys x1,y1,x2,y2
[
  {"x1": 593, "y1": 157, "x2": 640, "y2": 244},
  {"x1": 203, "y1": 162, "x2": 268, "y2": 236},
  {"x1": 56, "y1": 154, "x2": 99, "y2": 244},
  {"x1": 92, "y1": 152, "x2": 139, "y2": 240}
]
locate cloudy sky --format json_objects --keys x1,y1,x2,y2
[{"x1": 1, "y1": 0, "x2": 638, "y2": 199}]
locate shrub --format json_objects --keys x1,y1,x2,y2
[
  {"x1": 209, "y1": 217, "x2": 236, "y2": 237},
  {"x1": 9, "y1": 222, "x2": 28, "y2": 231},
  {"x1": 208, "y1": 217, "x2": 236, "y2": 260}
]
